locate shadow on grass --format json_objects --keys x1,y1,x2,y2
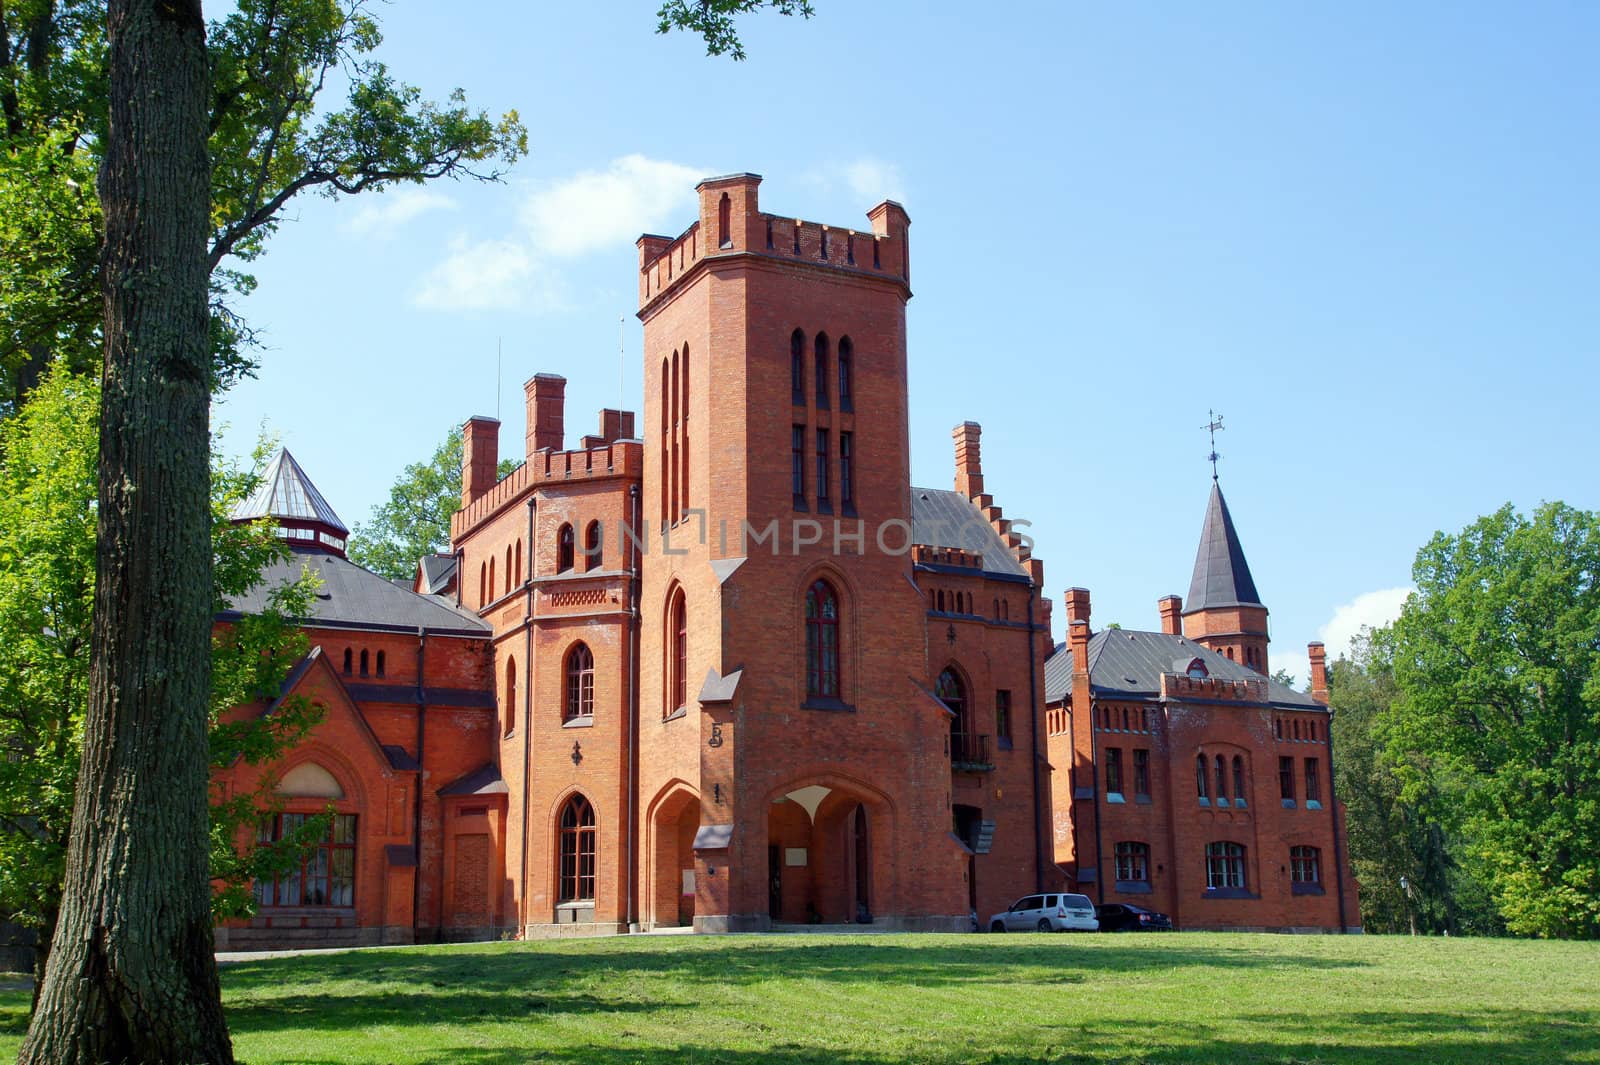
[{"x1": 251, "y1": 1006, "x2": 1600, "y2": 1065}]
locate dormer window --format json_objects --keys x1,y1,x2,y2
[{"x1": 1186, "y1": 658, "x2": 1209, "y2": 680}]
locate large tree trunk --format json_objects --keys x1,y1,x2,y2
[{"x1": 17, "y1": 0, "x2": 230, "y2": 1061}]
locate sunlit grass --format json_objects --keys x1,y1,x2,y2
[{"x1": 3, "y1": 932, "x2": 1598, "y2": 1063}]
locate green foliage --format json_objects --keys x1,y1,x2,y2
[
  {"x1": 349, "y1": 427, "x2": 517, "y2": 581},
  {"x1": 1270, "y1": 667, "x2": 1298, "y2": 691},
  {"x1": 0, "y1": 366, "x2": 326, "y2": 955},
  {"x1": 0, "y1": 0, "x2": 527, "y2": 411},
  {"x1": 656, "y1": 0, "x2": 815, "y2": 60},
  {"x1": 1385, "y1": 503, "x2": 1600, "y2": 938},
  {"x1": 0, "y1": 365, "x2": 97, "y2": 941},
  {"x1": 1330, "y1": 631, "x2": 1502, "y2": 937}
]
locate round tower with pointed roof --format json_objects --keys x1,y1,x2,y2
[
  {"x1": 228, "y1": 447, "x2": 350, "y2": 557},
  {"x1": 1180, "y1": 479, "x2": 1269, "y2": 674}
]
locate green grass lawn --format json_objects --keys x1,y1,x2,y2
[{"x1": 3, "y1": 932, "x2": 1598, "y2": 1064}]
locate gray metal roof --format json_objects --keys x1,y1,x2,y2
[
  {"x1": 221, "y1": 546, "x2": 490, "y2": 636},
  {"x1": 910, "y1": 488, "x2": 1027, "y2": 578},
  {"x1": 417, "y1": 554, "x2": 458, "y2": 595},
  {"x1": 1044, "y1": 629, "x2": 1319, "y2": 709},
  {"x1": 230, "y1": 448, "x2": 349, "y2": 533},
  {"x1": 437, "y1": 763, "x2": 508, "y2": 797},
  {"x1": 1185, "y1": 480, "x2": 1262, "y2": 612}
]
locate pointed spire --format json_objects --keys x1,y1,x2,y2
[
  {"x1": 230, "y1": 448, "x2": 349, "y2": 556},
  {"x1": 1184, "y1": 480, "x2": 1262, "y2": 612}
]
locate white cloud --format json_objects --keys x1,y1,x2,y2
[
  {"x1": 520, "y1": 155, "x2": 705, "y2": 257},
  {"x1": 803, "y1": 157, "x2": 908, "y2": 206},
  {"x1": 842, "y1": 159, "x2": 906, "y2": 204},
  {"x1": 413, "y1": 237, "x2": 556, "y2": 312},
  {"x1": 1318, "y1": 587, "x2": 1412, "y2": 661},
  {"x1": 342, "y1": 187, "x2": 458, "y2": 235}
]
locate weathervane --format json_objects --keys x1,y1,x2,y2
[{"x1": 1203, "y1": 410, "x2": 1225, "y2": 480}]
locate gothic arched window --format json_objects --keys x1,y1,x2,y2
[
  {"x1": 838, "y1": 336, "x2": 854, "y2": 411},
  {"x1": 805, "y1": 579, "x2": 840, "y2": 698},
  {"x1": 667, "y1": 587, "x2": 687, "y2": 716},
  {"x1": 558, "y1": 794, "x2": 597, "y2": 902},
  {"x1": 557, "y1": 523, "x2": 575, "y2": 573},
  {"x1": 566, "y1": 642, "x2": 595, "y2": 722}
]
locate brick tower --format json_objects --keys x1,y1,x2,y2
[
  {"x1": 635, "y1": 173, "x2": 968, "y2": 931},
  {"x1": 1181, "y1": 478, "x2": 1270, "y2": 674}
]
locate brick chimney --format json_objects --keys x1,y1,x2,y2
[
  {"x1": 1158, "y1": 595, "x2": 1183, "y2": 636},
  {"x1": 461, "y1": 416, "x2": 500, "y2": 508},
  {"x1": 1308, "y1": 642, "x2": 1330, "y2": 705},
  {"x1": 1065, "y1": 587, "x2": 1091, "y2": 671},
  {"x1": 581, "y1": 409, "x2": 638, "y2": 449},
  {"x1": 953, "y1": 421, "x2": 983, "y2": 500},
  {"x1": 524, "y1": 374, "x2": 566, "y2": 457}
]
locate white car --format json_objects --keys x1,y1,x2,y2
[{"x1": 989, "y1": 892, "x2": 1099, "y2": 933}]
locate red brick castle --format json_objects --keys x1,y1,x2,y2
[{"x1": 214, "y1": 174, "x2": 1356, "y2": 948}]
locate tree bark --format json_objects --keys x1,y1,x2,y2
[{"x1": 17, "y1": 0, "x2": 232, "y2": 1061}]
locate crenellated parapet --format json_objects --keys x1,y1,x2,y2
[
  {"x1": 1159, "y1": 672, "x2": 1269, "y2": 703},
  {"x1": 638, "y1": 172, "x2": 910, "y2": 311},
  {"x1": 453, "y1": 437, "x2": 643, "y2": 542}
]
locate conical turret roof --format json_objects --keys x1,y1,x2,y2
[
  {"x1": 229, "y1": 448, "x2": 348, "y2": 534},
  {"x1": 1184, "y1": 480, "x2": 1262, "y2": 612}
]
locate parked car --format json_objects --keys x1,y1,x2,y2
[
  {"x1": 988, "y1": 893, "x2": 1098, "y2": 932},
  {"x1": 1094, "y1": 902, "x2": 1173, "y2": 932}
]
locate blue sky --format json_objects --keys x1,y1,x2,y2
[{"x1": 213, "y1": 2, "x2": 1599, "y2": 684}]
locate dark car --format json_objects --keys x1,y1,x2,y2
[{"x1": 1094, "y1": 903, "x2": 1173, "y2": 932}]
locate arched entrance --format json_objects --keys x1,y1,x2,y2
[
  {"x1": 647, "y1": 786, "x2": 700, "y2": 928},
  {"x1": 766, "y1": 782, "x2": 885, "y2": 924}
]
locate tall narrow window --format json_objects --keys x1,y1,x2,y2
[
  {"x1": 805, "y1": 580, "x2": 840, "y2": 699},
  {"x1": 668, "y1": 588, "x2": 687, "y2": 715},
  {"x1": 660, "y1": 357, "x2": 670, "y2": 524},
  {"x1": 790, "y1": 330, "x2": 805, "y2": 404},
  {"x1": 488, "y1": 557, "x2": 496, "y2": 601},
  {"x1": 1291, "y1": 845, "x2": 1321, "y2": 884},
  {"x1": 1196, "y1": 754, "x2": 1209, "y2": 801},
  {"x1": 1232, "y1": 755, "x2": 1246, "y2": 806},
  {"x1": 557, "y1": 524, "x2": 575, "y2": 573},
  {"x1": 1214, "y1": 754, "x2": 1228, "y2": 803},
  {"x1": 505, "y1": 657, "x2": 517, "y2": 734},
  {"x1": 1115, "y1": 841, "x2": 1150, "y2": 883},
  {"x1": 669, "y1": 349, "x2": 680, "y2": 522},
  {"x1": 1279, "y1": 756, "x2": 1296, "y2": 803},
  {"x1": 937, "y1": 668, "x2": 969, "y2": 754},
  {"x1": 565, "y1": 643, "x2": 595, "y2": 722},
  {"x1": 791, "y1": 425, "x2": 806, "y2": 507},
  {"x1": 1134, "y1": 748, "x2": 1150, "y2": 798},
  {"x1": 814, "y1": 333, "x2": 830, "y2": 409},
  {"x1": 506, "y1": 545, "x2": 513, "y2": 591},
  {"x1": 584, "y1": 521, "x2": 602, "y2": 571},
  {"x1": 839, "y1": 432, "x2": 854, "y2": 510},
  {"x1": 359, "y1": 649, "x2": 369, "y2": 677},
  {"x1": 515, "y1": 540, "x2": 523, "y2": 585},
  {"x1": 376, "y1": 651, "x2": 386, "y2": 678},
  {"x1": 479, "y1": 562, "x2": 486, "y2": 608},
  {"x1": 816, "y1": 430, "x2": 830, "y2": 508},
  {"x1": 558, "y1": 794, "x2": 597, "y2": 902},
  {"x1": 717, "y1": 193, "x2": 731, "y2": 248},
  {"x1": 1304, "y1": 758, "x2": 1321, "y2": 804},
  {"x1": 1105, "y1": 747, "x2": 1124, "y2": 796},
  {"x1": 838, "y1": 337, "x2": 854, "y2": 411},
  {"x1": 680, "y1": 343, "x2": 690, "y2": 517},
  {"x1": 342, "y1": 648, "x2": 352, "y2": 675},
  {"x1": 1205, "y1": 841, "x2": 1246, "y2": 889},
  {"x1": 995, "y1": 689, "x2": 1012, "y2": 746},
  {"x1": 766, "y1": 217, "x2": 774, "y2": 249}
]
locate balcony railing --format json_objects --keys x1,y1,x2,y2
[{"x1": 951, "y1": 732, "x2": 993, "y2": 772}]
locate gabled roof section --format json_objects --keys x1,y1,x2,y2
[
  {"x1": 910, "y1": 488, "x2": 1027, "y2": 578},
  {"x1": 1185, "y1": 480, "x2": 1262, "y2": 613},
  {"x1": 416, "y1": 554, "x2": 458, "y2": 596},
  {"x1": 231, "y1": 448, "x2": 348, "y2": 534},
  {"x1": 256, "y1": 645, "x2": 403, "y2": 767},
  {"x1": 220, "y1": 546, "x2": 491, "y2": 637},
  {"x1": 1044, "y1": 629, "x2": 1320, "y2": 710},
  {"x1": 437, "y1": 763, "x2": 508, "y2": 797}
]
